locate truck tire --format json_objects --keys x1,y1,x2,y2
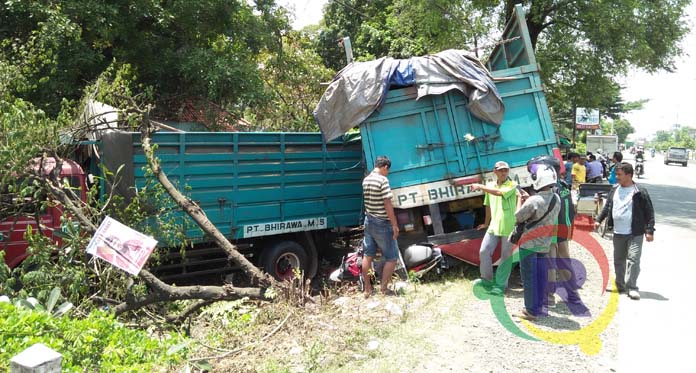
[
  {"x1": 261, "y1": 241, "x2": 308, "y2": 281},
  {"x1": 683, "y1": 162, "x2": 688, "y2": 167}
]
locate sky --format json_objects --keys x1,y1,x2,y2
[
  {"x1": 280, "y1": 0, "x2": 696, "y2": 141},
  {"x1": 279, "y1": 0, "x2": 327, "y2": 29},
  {"x1": 621, "y1": 2, "x2": 696, "y2": 140}
]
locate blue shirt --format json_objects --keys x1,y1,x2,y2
[
  {"x1": 587, "y1": 160, "x2": 603, "y2": 178},
  {"x1": 564, "y1": 161, "x2": 574, "y2": 184},
  {"x1": 608, "y1": 165, "x2": 617, "y2": 184}
]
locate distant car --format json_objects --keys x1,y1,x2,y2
[{"x1": 665, "y1": 147, "x2": 688, "y2": 167}]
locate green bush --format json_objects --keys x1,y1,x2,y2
[{"x1": 0, "y1": 302, "x2": 187, "y2": 372}]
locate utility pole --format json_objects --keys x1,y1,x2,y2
[
  {"x1": 338, "y1": 37, "x2": 354, "y2": 65},
  {"x1": 572, "y1": 105, "x2": 577, "y2": 146}
]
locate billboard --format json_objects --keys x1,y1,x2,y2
[{"x1": 576, "y1": 108, "x2": 600, "y2": 130}]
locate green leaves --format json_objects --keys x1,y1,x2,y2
[
  {"x1": 2, "y1": 0, "x2": 292, "y2": 120},
  {"x1": 9, "y1": 287, "x2": 74, "y2": 318},
  {"x1": 0, "y1": 302, "x2": 187, "y2": 372},
  {"x1": 315, "y1": 1, "x2": 690, "y2": 138},
  {"x1": 650, "y1": 126, "x2": 696, "y2": 151},
  {"x1": 46, "y1": 287, "x2": 61, "y2": 313}
]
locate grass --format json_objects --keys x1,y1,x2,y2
[
  {"x1": 189, "y1": 263, "x2": 482, "y2": 372},
  {"x1": 319, "y1": 265, "x2": 480, "y2": 372}
]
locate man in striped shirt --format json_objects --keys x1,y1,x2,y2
[{"x1": 362, "y1": 156, "x2": 400, "y2": 297}]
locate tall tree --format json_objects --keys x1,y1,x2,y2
[
  {"x1": 250, "y1": 31, "x2": 334, "y2": 131},
  {"x1": 654, "y1": 130, "x2": 673, "y2": 143},
  {"x1": 316, "y1": 0, "x2": 497, "y2": 70},
  {"x1": 605, "y1": 118, "x2": 635, "y2": 144},
  {"x1": 0, "y1": 0, "x2": 291, "y2": 119}
]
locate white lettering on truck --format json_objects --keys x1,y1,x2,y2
[
  {"x1": 392, "y1": 166, "x2": 532, "y2": 209},
  {"x1": 243, "y1": 217, "x2": 328, "y2": 238}
]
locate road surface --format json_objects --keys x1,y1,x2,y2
[{"x1": 616, "y1": 152, "x2": 696, "y2": 371}]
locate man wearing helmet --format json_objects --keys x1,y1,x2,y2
[{"x1": 512, "y1": 164, "x2": 561, "y2": 320}]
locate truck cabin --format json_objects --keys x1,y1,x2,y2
[{"x1": 0, "y1": 158, "x2": 86, "y2": 268}]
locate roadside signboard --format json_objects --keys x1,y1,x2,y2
[{"x1": 576, "y1": 108, "x2": 600, "y2": 130}]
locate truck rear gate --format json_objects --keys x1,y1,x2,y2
[{"x1": 359, "y1": 4, "x2": 558, "y2": 263}]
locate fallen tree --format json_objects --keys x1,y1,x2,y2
[{"x1": 14, "y1": 93, "x2": 290, "y2": 320}]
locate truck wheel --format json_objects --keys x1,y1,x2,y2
[
  {"x1": 683, "y1": 162, "x2": 688, "y2": 167},
  {"x1": 262, "y1": 241, "x2": 308, "y2": 281}
]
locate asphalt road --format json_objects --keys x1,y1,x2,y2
[{"x1": 615, "y1": 152, "x2": 696, "y2": 371}]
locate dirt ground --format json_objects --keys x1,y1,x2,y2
[{"x1": 187, "y1": 228, "x2": 619, "y2": 372}]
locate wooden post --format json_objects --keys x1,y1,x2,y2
[{"x1": 10, "y1": 344, "x2": 62, "y2": 373}]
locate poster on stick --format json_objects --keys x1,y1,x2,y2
[{"x1": 86, "y1": 216, "x2": 158, "y2": 275}]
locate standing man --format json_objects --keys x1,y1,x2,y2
[
  {"x1": 571, "y1": 154, "x2": 586, "y2": 190},
  {"x1": 563, "y1": 153, "x2": 576, "y2": 186},
  {"x1": 595, "y1": 163, "x2": 655, "y2": 300},
  {"x1": 513, "y1": 165, "x2": 560, "y2": 320},
  {"x1": 548, "y1": 175, "x2": 588, "y2": 314},
  {"x1": 586, "y1": 154, "x2": 604, "y2": 183},
  {"x1": 470, "y1": 161, "x2": 519, "y2": 295},
  {"x1": 362, "y1": 156, "x2": 400, "y2": 297},
  {"x1": 608, "y1": 151, "x2": 623, "y2": 185}
]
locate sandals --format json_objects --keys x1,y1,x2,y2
[
  {"x1": 381, "y1": 289, "x2": 397, "y2": 296},
  {"x1": 513, "y1": 309, "x2": 537, "y2": 321}
]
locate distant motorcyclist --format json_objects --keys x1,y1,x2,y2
[
  {"x1": 635, "y1": 150, "x2": 645, "y2": 162},
  {"x1": 635, "y1": 150, "x2": 645, "y2": 177}
]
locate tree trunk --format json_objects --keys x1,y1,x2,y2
[{"x1": 138, "y1": 118, "x2": 274, "y2": 288}]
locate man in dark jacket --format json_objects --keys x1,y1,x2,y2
[{"x1": 595, "y1": 162, "x2": 655, "y2": 300}]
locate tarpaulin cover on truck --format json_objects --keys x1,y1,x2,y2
[{"x1": 314, "y1": 49, "x2": 504, "y2": 142}]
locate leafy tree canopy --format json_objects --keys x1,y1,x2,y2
[
  {"x1": 315, "y1": 0, "x2": 690, "y2": 132},
  {"x1": 0, "y1": 0, "x2": 291, "y2": 118},
  {"x1": 600, "y1": 118, "x2": 635, "y2": 144},
  {"x1": 649, "y1": 127, "x2": 696, "y2": 151}
]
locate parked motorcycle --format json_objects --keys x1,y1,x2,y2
[{"x1": 329, "y1": 244, "x2": 445, "y2": 289}]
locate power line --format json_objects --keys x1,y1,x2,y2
[{"x1": 331, "y1": 0, "x2": 370, "y2": 18}]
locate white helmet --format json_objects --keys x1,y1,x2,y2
[{"x1": 532, "y1": 164, "x2": 557, "y2": 191}]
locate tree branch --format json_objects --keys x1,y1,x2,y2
[
  {"x1": 112, "y1": 273, "x2": 266, "y2": 315},
  {"x1": 137, "y1": 112, "x2": 273, "y2": 287},
  {"x1": 165, "y1": 299, "x2": 215, "y2": 323}
]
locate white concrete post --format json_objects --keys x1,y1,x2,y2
[{"x1": 10, "y1": 343, "x2": 62, "y2": 373}]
